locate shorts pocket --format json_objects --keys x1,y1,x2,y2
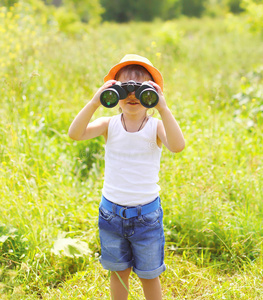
[
  {"x1": 139, "y1": 207, "x2": 162, "y2": 227},
  {"x1": 99, "y1": 206, "x2": 115, "y2": 222}
]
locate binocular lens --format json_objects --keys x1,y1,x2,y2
[
  {"x1": 100, "y1": 90, "x2": 119, "y2": 107},
  {"x1": 140, "y1": 90, "x2": 159, "y2": 108},
  {"x1": 100, "y1": 82, "x2": 159, "y2": 108}
]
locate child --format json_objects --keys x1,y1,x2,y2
[{"x1": 68, "y1": 54, "x2": 185, "y2": 300}]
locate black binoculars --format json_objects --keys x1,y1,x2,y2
[{"x1": 100, "y1": 80, "x2": 159, "y2": 108}]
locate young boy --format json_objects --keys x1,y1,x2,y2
[{"x1": 68, "y1": 54, "x2": 185, "y2": 300}]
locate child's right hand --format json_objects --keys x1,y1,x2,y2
[
  {"x1": 91, "y1": 80, "x2": 117, "y2": 107},
  {"x1": 69, "y1": 80, "x2": 117, "y2": 141}
]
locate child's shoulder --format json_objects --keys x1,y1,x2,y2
[
  {"x1": 97, "y1": 115, "x2": 119, "y2": 128},
  {"x1": 107, "y1": 114, "x2": 121, "y2": 124},
  {"x1": 90, "y1": 116, "x2": 112, "y2": 132},
  {"x1": 149, "y1": 115, "x2": 161, "y2": 124},
  {"x1": 95, "y1": 116, "x2": 112, "y2": 124}
]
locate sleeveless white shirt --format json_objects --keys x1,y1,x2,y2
[{"x1": 102, "y1": 114, "x2": 162, "y2": 206}]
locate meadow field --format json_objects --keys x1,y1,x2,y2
[{"x1": 1, "y1": 3, "x2": 263, "y2": 299}]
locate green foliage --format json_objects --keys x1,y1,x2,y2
[
  {"x1": 62, "y1": 0, "x2": 104, "y2": 25},
  {"x1": 161, "y1": 0, "x2": 182, "y2": 20},
  {"x1": 232, "y1": 66, "x2": 263, "y2": 129},
  {"x1": 227, "y1": 0, "x2": 244, "y2": 12},
  {"x1": 52, "y1": 236, "x2": 91, "y2": 257},
  {"x1": 53, "y1": 6, "x2": 88, "y2": 34},
  {"x1": 101, "y1": 0, "x2": 163, "y2": 22},
  {"x1": 0, "y1": 0, "x2": 103, "y2": 36},
  {"x1": 73, "y1": 137, "x2": 104, "y2": 181},
  {"x1": 242, "y1": 0, "x2": 263, "y2": 34},
  {"x1": 1, "y1": 1, "x2": 263, "y2": 297},
  {"x1": 0, "y1": 0, "x2": 17, "y2": 6},
  {"x1": 0, "y1": 224, "x2": 29, "y2": 269},
  {"x1": 153, "y1": 20, "x2": 183, "y2": 56},
  {"x1": 181, "y1": 0, "x2": 207, "y2": 17},
  {"x1": 225, "y1": 0, "x2": 263, "y2": 41},
  {"x1": 101, "y1": 0, "x2": 234, "y2": 21},
  {"x1": 204, "y1": 0, "x2": 244, "y2": 16},
  {"x1": 203, "y1": 0, "x2": 227, "y2": 17}
]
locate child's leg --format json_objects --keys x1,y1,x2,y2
[
  {"x1": 140, "y1": 276, "x2": 162, "y2": 300},
  {"x1": 110, "y1": 268, "x2": 131, "y2": 300}
]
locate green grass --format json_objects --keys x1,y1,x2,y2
[{"x1": 1, "y1": 7, "x2": 263, "y2": 299}]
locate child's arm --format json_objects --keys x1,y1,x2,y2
[
  {"x1": 149, "y1": 81, "x2": 185, "y2": 153},
  {"x1": 68, "y1": 80, "x2": 116, "y2": 141}
]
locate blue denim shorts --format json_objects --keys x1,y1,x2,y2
[{"x1": 98, "y1": 197, "x2": 166, "y2": 279}]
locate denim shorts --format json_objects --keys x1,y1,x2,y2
[{"x1": 98, "y1": 198, "x2": 166, "y2": 279}]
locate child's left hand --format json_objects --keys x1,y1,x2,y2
[{"x1": 148, "y1": 80, "x2": 168, "y2": 112}]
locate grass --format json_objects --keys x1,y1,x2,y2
[{"x1": 1, "y1": 4, "x2": 263, "y2": 299}]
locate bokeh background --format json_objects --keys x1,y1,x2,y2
[{"x1": 0, "y1": 0, "x2": 263, "y2": 299}]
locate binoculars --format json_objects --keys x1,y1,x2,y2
[{"x1": 100, "y1": 81, "x2": 159, "y2": 108}]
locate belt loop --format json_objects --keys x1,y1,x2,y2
[
  {"x1": 137, "y1": 205, "x2": 142, "y2": 217},
  {"x1": 112, "y1": 203, "x2": 117, "y2": 216}
]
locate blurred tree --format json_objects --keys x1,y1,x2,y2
[
  {"x1": 100, "y1": 0, "x2": 127, "y2": 22},
  {"x1": 0, "y1": 0, "x2": 248, "y2": 22},
  {"x1": 241, "y1": 0, "x2": 263, "y2": 34},
  {"x1": 101, "y1": 0, "x2": 163, "y2": 22},
  {"x1": 62, "y1": 0, "x2": 104, "y2": 23},
  {"x1": 203, "y1": 0, "x2": 228, "y2": 17},
  {"x1": 225, "y1": 0, "x2": 244, "y2": 12},
  {"x1": 101, "y1": 0, "x2": 212, "y2": 21},
  {"x1": 0, "y1": 0, "x2": 17, "y2": 6},
  {"x1": 181, "y1": 0, "x2": 207, "y2": 17},
  {"x1": 162, "y1": 0, "x2": 182, "y2": 19},
  {"x1": 44, "y1": 0, "x2": 62, "y2": 6}
]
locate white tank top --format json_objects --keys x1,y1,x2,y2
[{"x1": 102, "y1": 114, "x2": 162, "y2": 206}]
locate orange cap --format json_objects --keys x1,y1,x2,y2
[{"x1": 104, "y1": 54, "x2": 164, "y2": 91}]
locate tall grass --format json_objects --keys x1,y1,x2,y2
[{"x1": 1, "y1": 4, "x2": 263, "y2": 298}]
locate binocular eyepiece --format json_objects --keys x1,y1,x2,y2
[{"x1": 100, "y1": 81, "x2": 159, "y2": 108}]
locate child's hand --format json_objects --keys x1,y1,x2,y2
[
  {"x1": 148, "y1": 81, "x2": 168, "y2": 112},
  {"x1": 91, "y1": 80, "x2": 117, "y2": 107}
]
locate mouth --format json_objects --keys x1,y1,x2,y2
[
  {"x1": 127, "y1": 98, "x2": 140, "y2": 105},
  {"x1": 128, "y1": 101, "x2": 140, "y2": 105}
]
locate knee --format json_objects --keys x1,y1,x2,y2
[
  {"x1": 140, "y1": 276, "x2": 160, "y2": 285},
  {"x1": 112, "y1": 268, "x2": 132, "y2": 280}
]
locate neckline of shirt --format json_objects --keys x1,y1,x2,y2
[{"x1": 118, "y1": 113, "x2": 151, "y2": 134}]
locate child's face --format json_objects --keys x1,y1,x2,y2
[{"x1": 117, "y1": 72, "x2": 152, "y2": 114}]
